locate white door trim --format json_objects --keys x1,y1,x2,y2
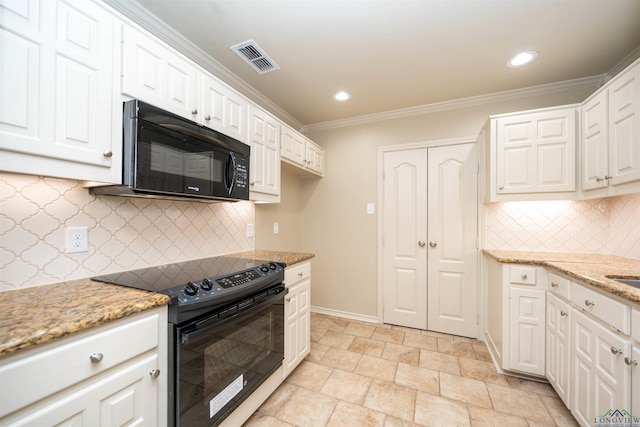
[{"x1": 377, "y1": 135, "x2": 479, "y2": 325}]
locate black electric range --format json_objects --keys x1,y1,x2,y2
[{"x1": 92, "y1": 255, "x2": 285, "y2": 324}]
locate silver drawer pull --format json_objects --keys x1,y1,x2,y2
[
  {"x1": 286, "y1": 297, "x2": 291, "y2": 302},
  {"x1": 89, "y1": 353, "x2": 103, "y2": 364},
  {"x1": 191, "y1": 109, "x2": 198, "y2": 115},
  {"x1": 595, "y1": 177, "x2": 604, "y2": 182},
  {"x1": 624, "y1": 357, "x2": 638, "y2": 366},
  {"x1": 521, "y1": 274, "x2": 527, "y2": 279},
  {"x1": 103, "y1": 150, "x2": 113, "y2": 158},
  {"x1": 551, "y1": 282, "x2": 558, "y2": 288},
  {"x1": 150, "y1": 369, "x2": 161, "y2": 379},
  {"x1": 610, "y1": 346, "x2": 622, "y2": 355},
  {"x1": 585, "y1": 300, "x2": 595, "y2": 307},
  {"x1": 498, "y1": 185, "x2": 504, "y2": 190},
  {"x1": 205, "y1": 115, "x2": 211, "y2": 121},
  {"x1": 560, "y1": 310, "x2": 568, "y2": 317},
  {"x1": 298, "y1": 272, "x2": 303, "y2": 277}
]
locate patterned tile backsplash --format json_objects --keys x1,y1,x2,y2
[
  {"x1": 0, "y1": 172, "x2": 254, "y2": 291},
  {"x1": 484, "y1": 193, "x2": 640, "y2": 260}
]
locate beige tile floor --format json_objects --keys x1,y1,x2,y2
[{"x1": 244, "y1": 313, "x2": 579, "y2": 427}]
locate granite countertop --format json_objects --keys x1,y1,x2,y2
[
  {"x1": 483, "y1": 249, "x2": 640, "y2": 305},
  {"x1": 0, "y1": 280, "x2": 170, "y2": 358},
  {"x1": 0, "y1": 250, "x2": 314, "y2": 359}
]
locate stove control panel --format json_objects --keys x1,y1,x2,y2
[{"x1": 175, "y1": 262, "x2": 284, "y2": 303}]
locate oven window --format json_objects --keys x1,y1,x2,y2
[{"x1": 176, "y1": 299, "x2": 284, "y2": 426}]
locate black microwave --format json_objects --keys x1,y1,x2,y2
[{"x1": 91, "y1": 100, "x2": 249, "y2": 202}]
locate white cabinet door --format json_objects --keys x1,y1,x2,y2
[
  {"x1": 546, "y1": 293, "x2": 572, "y2": 406},
  {"x1": 283, "y1": 263, "x2": 311, "y2": 378},
  {"x1": 201, "y1": 75, "x2": 246, "y2": 143},
  {"x1": 496, "y1": 108, "x2": 576, "y2": 195},
  {"x1": 581, "y1": 91, "x2": 609, "y2": 190},
  {"x1": 9, "y1": 354, "x2": 159, "y2": 427},
  {"x1": 248, "y1": 105, "x2": 280, "y2": 201},
  {"x1": 572, "y1": 309, "x2": 630, "y2": 427},
  {"x1": 280, "y1": 125, "x2": 306, "y2": 167},
  {"x1": 608, "y1": 60, "x2": 640, "y2": 187},
  {"x1": 631, "y1": 346, "x2": 640, "y2": 417},
  {"x1": 509, "y1": 287, "x2": 546, "y2": 376},
  {"x1": 0, "y1": 0, "x2": 121, "y2": 183},
  {"x1": 122, "y1": 25, "x2": 199, "y2": 121},
  {"x1": 305, "y1": 140, "x2": 324, "y2": 176}
]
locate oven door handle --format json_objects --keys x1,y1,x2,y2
[{"x1": 180, "y1": 288, "x2": 288, "y2": 345}]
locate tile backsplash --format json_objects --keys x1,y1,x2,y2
[
  {"x1": 484, "y1": 193, "x2": 640, "y2": 259},
  {"x1": 0, "y1": 172, "x2": 254, "y2": 291}
]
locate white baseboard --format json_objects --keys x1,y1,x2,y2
[{"x1": 310, "y1": 306, "x2": 379, "y2": 324}]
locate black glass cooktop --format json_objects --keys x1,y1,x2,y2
[{"x1": 91, "y1": 256, "x2": 269, "y2": 293}]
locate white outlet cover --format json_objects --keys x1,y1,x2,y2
[
  {"x1": 247, "y1": 223, "x2": 254, "y2": 238},
  {"x1": 273, "y1": 222, "x2": 279, "y2": 234},
  {"x1": 66, "y1": 227, "x2": 88, "y2": 253}
]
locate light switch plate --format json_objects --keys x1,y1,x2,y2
[
  {"x1": 247, "y1": 223, "x2": 254, "y2": 238},
  {"x1": 367, "y1": 203, "x2": 375, "y2": 215}
]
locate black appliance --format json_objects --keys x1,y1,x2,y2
[
  {"x1": 92, "y1": 256, "x2": 286, "y2": 426},
  {"x1": 90, "y1": 100, "x2": 250, "y2": 202}
]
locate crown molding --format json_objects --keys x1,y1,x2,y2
[
  {"x1": 606, "y1": 46, "x2": 640, "y2": 81},
  {"x1": 103, "y1": 0, "x2": 303, "y2": 130},
  {"x1": 302, "y1": 75, "x2": 605, "y2": 133}
]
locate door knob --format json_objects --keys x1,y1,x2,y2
[
  {"x1": 418, "y1": 241, "x2": 426, "y2": 247},
  {"x1": 429, "y1": 241, "x2": 438, "y2": 248}
]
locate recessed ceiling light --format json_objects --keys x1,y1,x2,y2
[
  {"x1": 333, "y1": 91, "x2": 351, "y2": 101},
  {"x1": 507, "y1": 51, "x2": 539, "y2": 68}
]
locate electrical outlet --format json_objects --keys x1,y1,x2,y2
[
  {"x1": 66, "y1": 227, "x2": 88, "y2": 253},
  {"x1": 273, "y1": 222, "x2": 279, "y2": 235},
  {"x1": 247, "y1": 223, "x2": 254, "y2": 238}
]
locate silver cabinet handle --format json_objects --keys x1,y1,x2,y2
[
  {"x1": 103, "y1": 150, "x2": 113, "y2": 158},
  {"x1": 298, "y1": 272, "x2": 303, "y2": 277},
  {"x1": 286, "y1": 297, "x2": 291, "y2": 302},
  {"x1": 429, "y1": 241, "x2": 438, "y2": 248},
  {"x1": 604, "y1": 175, "x2": 612, "y2": 180},
  {"x1": 498, "y1": 185, "x2": 504, "y2": 190},
  {"x1": 624, "y1": 357, "x2": 638, "y2": 366},
  {"x1": 205, "y1": 115, "x2": 211, "y2": 121},
  {"x1": 418, "y1": 241, "x2": 426, "y2": 247},
  {"x1": 521, "y1": 274, "x2": 528, "y2": 280},
  {"x1": 610, "y1": 346, "x2": 622, "y2": 355},
  {"x1": 595, "y1": 177, "x2": 604, "y2": 182},
  {"x1": 551, "y1": 282, "x2": 558, "y2": 288},
  {"x1": 585, "y1": 300, "x2": 595, "y2": 307},
  {"x1": 150, "y1": 369, "x2": 161, "y2": 379},
  {"x1": 560, "y1": 310, "x2": 568, "y2": 317},
  {"x1": 191, "y1": 109, "x2": 198, "y2": 115},
  {"x1": 89, "y1": 353, "x2": 103, "y2": 363}
]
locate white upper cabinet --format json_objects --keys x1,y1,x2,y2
[
  {"x1": 248, "y1": 105, "x2": 281, "y2": 202},
  {"x1": 121, "y1": 25, "x2": 248, "y2": 144},
  {"x1": 581, "y1": 58, "x2": 640, "y2": 198},
  {"x1": 281, "y1": 124, "x2": 324, "y2": 177},
  {"x1": 121, "y1": 25, "x2": 199, "y2": 122},
  {"x1": 484, "y1": 105, "x2": 578, "y2": 202},
  {"x1": 0, "y1": 0, "x2": 122, "y2": 183},
  {"x1": 201, "y1": 74, "x2": 246, "y2": 143}
]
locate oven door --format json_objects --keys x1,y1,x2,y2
[{"x1": 172, "y1": 286, "x2": 286, "y2": 427}]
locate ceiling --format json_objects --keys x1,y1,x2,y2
[{"x1": 130, "y1": 0, "x2": 640, "y2": 126}]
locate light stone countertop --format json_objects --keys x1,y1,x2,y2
[
  {"x1": 0, "y1": 250, "x2": 314, "y2": 358},
  {"x1": 483, "y1": 249, "x2": 640, "y2": 305}
]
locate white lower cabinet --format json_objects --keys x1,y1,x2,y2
[
  {"x1": 546, "y1": 292, "x2": 572, "y2": 406},
  {"x1": 485, "y1": 257, "x2": 547, "y2": 377},
  {"x1": 571, "y1": 309, "x2": 630, "y2": 426},
  {"x1": 0, "y1": 307, "x2": 167, "y2": 427},
  {"x1": 283, "y1": 261, "x2": 311, "y2": 378}
]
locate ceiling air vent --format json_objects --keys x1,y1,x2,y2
[{"x1": 230, "y1": 40, "x2": 280, "y2": 75}]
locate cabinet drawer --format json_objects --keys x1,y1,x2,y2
[
  {"x1": 285, "y1": 261, "x2": 311, "y2": 286},
  {"x1": 510, "y1": 266, "x2": 537, "y2": 285},
  {"x1": 548, "y1": 271, "x2": 571, "y2": 300},
  {"x1": 0, "y1": 311, "x2": 160, "y2": 417},
  {"x1": 571, "y1": 282, "x2": 630, "y2": 334}
]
